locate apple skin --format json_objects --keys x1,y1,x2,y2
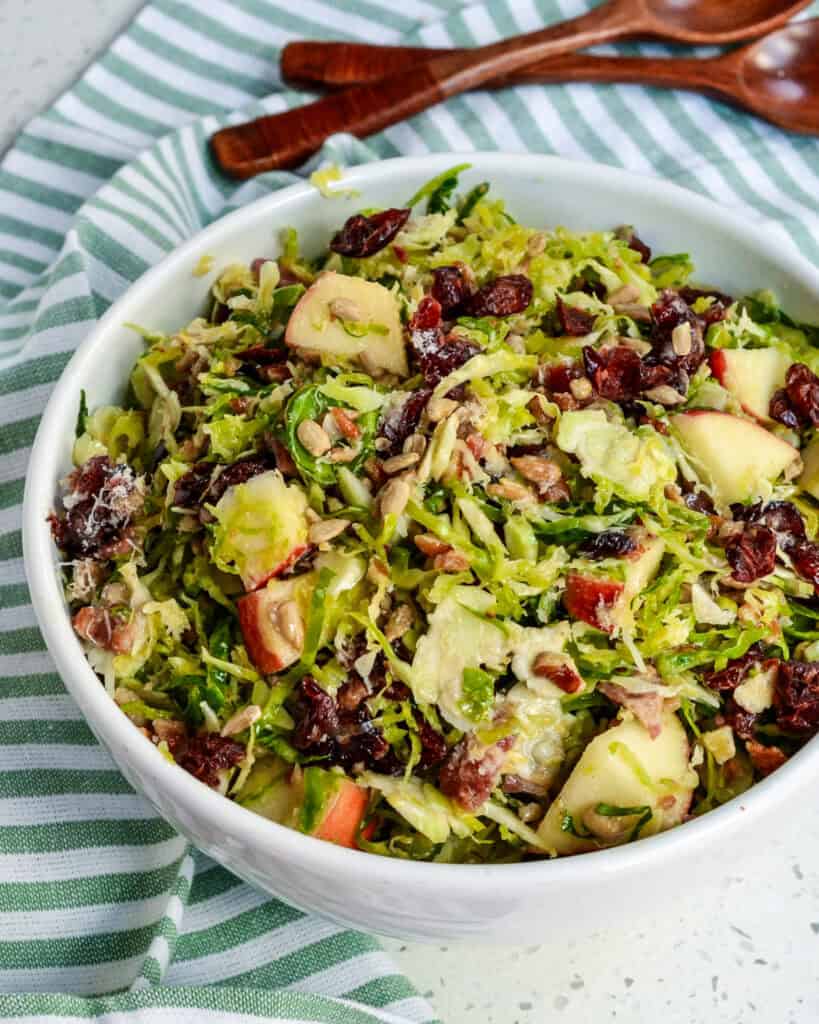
[
  {"x1": 671, "y1": 409, "x2": 800, "y2": 505},
  {"x1": 564, "y1": 573, "x2": 624, "y2": 633},
  {"x1": 247, "y1": 544, "x2": 309, "y2": 594},
  {"x1": 312, "y1": 779, "x2": 370, "y2": 849},
  {"x1": 238, "y1": 575, "x2": 313, "y2": 673},
  {"x1": 709, "y1": 348, "x2": 790, "y2": 423},
  {"x1": 285, "y1": 271, "x2": 407, "y2": 376}
]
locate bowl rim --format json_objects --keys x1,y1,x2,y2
[{"x1": 22, "y1": 151, "x2": 819, "y2": 890}]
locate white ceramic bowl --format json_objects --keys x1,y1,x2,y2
[{"x1": 24, "y1": 154, "x2": 819, "y2": 943}]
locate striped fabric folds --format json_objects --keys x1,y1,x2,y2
[{"x1": 1, "y1": 0, "x2": 818, "y2": 1019}]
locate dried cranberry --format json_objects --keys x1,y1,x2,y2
[
  {"x1": 617, "y1": 227, "x2": 652, "y2": 264},
  {"x1": 770, "y1": 388, "x2": 801, "y2": 430},
  {"x1": 173, "y1": 462, "x2": 213, "y2": 508},
  {"x1": 775, "y1": 660, "x2": 819, "y2": 734},
  {"x1": 290, "y1": 676, "x2": 394, "y2": 773},
  {"x1": 49, "y1": 456, "x2": 144, "y2": 559},
  {"x1": 677, "y1": 286, "x2": 733, "y2": 326},
  {"x1": 770, "y1": 363, "x2": 819, "y2": 430},
  {"x1": 682, "y1": 489, "x2": 715, "y2": 514},
  {"x1": 703, "y1": 644, "x2": 765, "y2": 692},
  {"x1": 416, "y1": 717, "x2": 448, "y2": 770},
  {"x1": 408, "y1": 311, "x2": 479, "y2": 389},
  {"x1": 732, "y1": 500, "x2": 806, "y2": 547},
  {"x1": 725, "y1": 524, "x2": 777, "y2": 583},
  {"x1": 377, "y1": 386, "x2": 433, "y2": 456},
  {"x1": 557, "y1": 298, "x2": 596, "y2": 336},
  {"x1": 648, "y1": 290, "x2": 704, "y2": 376},
  {"x1": 292, "y1": 677, "x2": 339, "y2": 753},
  {"x1": 465, "y1": 274, "x2": 533, "y2": 317},
  {"x1": 724, "y1": 702, "x2": 758, "y2": 741},
  {"x1": 206, "y1": 456, "x2": 271, "y2": 505},
  {"x1": 439, "y1": 734, "x2": 515, "y2": 811},
  {"x1": 264, "y1": 436, "x2": 298, "y2": 478},
  {"x1": 236, "y1": 344, "x2": 287, "y2": 365},
  {"x1": 790, "y1": 540, "x2": 819, "y2": 590},
  {"x1": 431, "y1": 265, "x2": 471, "y2": 318},
  {"x1": 179, "y1": 733, "x2": 245, "y2": 788},
  {"x1": 583, "y1": 345, "x2": 642, "y2": 401},
  {"x1": 330, "y1": 208, "x2": 410, "y2": 258},
  {"x1": 579, "y1": 530, "x2": 637, "y2": 559},
  {"x1": 540, "y1": 362, "x2": 582, "y2": 396}
]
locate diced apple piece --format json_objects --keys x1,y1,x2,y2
[
  {"x1": 239, "y1": 760, "x2": 369, "y2": 848},
  {"x1": 299, "y1": 766, "x2": 369, "y2": 849},
  {"x1": 564, "y1": 533, "x2": 664, "y2": 633},
  {"x1": 211, "y1": 470, "x2": 309, "y2": 591},
  {"x1": 285, "y1": 271, "x2": 407, "y2": 376},
  {"x1": 672, "y1": 410, "x2": 800, "y2": 506},
  {"x1": 709, "y1": 348, "x2": 790, "y2": 422},
  {"x1": 538, "y1": 710, "x2": 696, "y2": 855},
  {"x1": 799, "y1": 435, "x2": 819, "y2": 501},
  {"x1": 238, "y1": 573, "x2": 314, "y2": 674}
]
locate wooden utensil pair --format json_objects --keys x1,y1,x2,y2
[{"x1": 211, "y1": 0, "x2": 818, "y2": 179}]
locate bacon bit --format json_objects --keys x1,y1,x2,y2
[
  {"x1": 152, "y1": 718, "x2": 187, "y2": 755},
  {"x1": 599, "y1": 682, "x2": 665, "y2": 739},
  {"x1": 414, "y1": 534, "x2": 450, "y2": 557},
  {"x1": 745, "y1": 740, "x2": 787, "y2": 776},
  {"x1": 229, "y1": 396, "x2": 252, "y2": 414},
  {"x1": 532, "y1": 653, "x2": 583, "y2": 693},
  {"x1": 439, "y1": 734, "x2": 516, "y2": 811},
  {"x1": 527, "y1": 394, "x2": 553, "y2": 425},
  {"x1": 110, "y1": 620, "x2": 137, "y2": 655},
  {"x1": 466, "y1": 433, "x2": 488, "y2": 460},
  {"x1": 552, "y1": 392, "x2": 579, "y2": 412},
  {"x1": 433, "y1": 549, "x2": 471, "y2": 573},
  {"x1": 330, "y1": 406, "x2": 361, "y2": 440},
  {"x1": 72, "y1": 606, "x2": 112, "y2": 648}
]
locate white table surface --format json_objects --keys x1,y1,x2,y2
[{"x1": 2, "y1": 1, "x2": 819, "y2": 1020}]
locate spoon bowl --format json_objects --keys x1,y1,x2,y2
[
  {"x1": 641, "y1": 0, "x2": 812, "y2": 42},
  {"x1": 739, "y1": 20, "x2": 819, "y2": 130}
]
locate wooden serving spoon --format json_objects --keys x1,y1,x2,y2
[
  {"x1": 276, "y1": 21, "x2": 819, "y2": 134},
  {"x1": 211, "y1": 0, "x2": 814, "y2": 178}
]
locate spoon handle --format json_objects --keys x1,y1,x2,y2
[
  {"x1": 211, "y1": 0, "x2": 638, "y2": 178},
  {"x1": 282, "y1": 39, "x2": 740, "y2": 96}
]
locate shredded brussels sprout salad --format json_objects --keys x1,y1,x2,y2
[{"x1": 50, "y1": 165, "x2": 819, "y2": 863}]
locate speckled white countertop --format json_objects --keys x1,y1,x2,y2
[{"x1": 3, "y1": 1, "x2": 819, "y2": 1020}]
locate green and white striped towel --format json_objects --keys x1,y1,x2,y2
[{"x1": 1, "y1": 0, "x2": 819, "y2": 1020}]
